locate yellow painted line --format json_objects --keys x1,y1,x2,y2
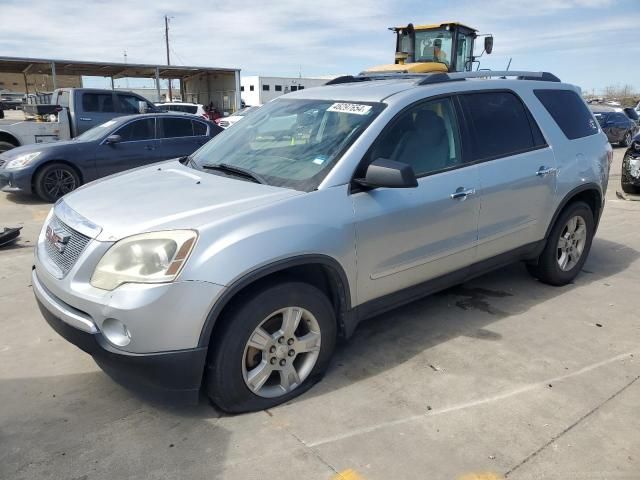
[
  {"x1": 331, "y1": 469, "x2": 366, "y2": 480},
  {"x1": 458, "y1": 473, "x2": 504, "y2": 480}
]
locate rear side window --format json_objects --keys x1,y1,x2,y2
[
  {"x1": 459, "y1": 91, "x2": 542, "y2": 160},
  {"x1": 534, "y1": 89, "x2": 598, "y2": 140},
  {"x1": 82, "y1": 93, "x2": 115, "y2": 113},
  {"x1": 160, "y1": 117, "x2": 194, "y2": 138},
  {"x1": 119, "y1": 94, "x2": 148, "y2": 114},
  {"x1": 193, "y1": 121, "x2": 208, "y2": 136}
]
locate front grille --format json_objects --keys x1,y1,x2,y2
[
  {"x1": 44, "y1": 215, "x2": 91, "y2": 276},
  {"x1": 219, "y1": 120, "x2": 230, "y2": 128}
]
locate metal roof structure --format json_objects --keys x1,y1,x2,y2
[{"x1": 0, "y1": 56, "x2": 239, "y2": 80}]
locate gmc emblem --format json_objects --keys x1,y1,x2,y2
[{"x1": 45, "y1": 225, "x2": 70, "y2": 254}]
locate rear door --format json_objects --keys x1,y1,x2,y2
[
  {"x1": 76, "y1": 92, "x2": 117, "y2": 134},
  {"x1": 94, "y1": 117, "x2": 160, "y2": 177},
  {"x1": 457, "y1": 90, "x2": 555, "y2": 261},
  {"x1": 158, "y1": 117, "x2": 209, "y2": 158}
]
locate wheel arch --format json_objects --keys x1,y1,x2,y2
[
  {"x1": 198, "y1": 254, "x2": 352, "y2": 349},
  {"x1": 31, "y1": 159, "x2": 84, "y2": 191},
  {"x1": 545, "y1": 183, "x2": 603, "y2": 240},
  {"x1": 0, "y1": 130, "x2": 20, "y2": 147}
]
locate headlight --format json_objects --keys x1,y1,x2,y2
[
  {"x1": 90, "y1": 230, "x2": 197, "y2": 291},
  {"x1": 6, "y1": 152, "x2": 41, "y2": 169}
]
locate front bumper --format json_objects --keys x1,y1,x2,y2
[
  {"x1": 36, "y1": 294, "x2": 208, "y2": 402},
  {"x1": 622, "y1": 156, "x2": 640, "y2": 186},
  {"x1": 0, "y1": 167, "x2": 33, "y2": 194},
  {"x1": 33, "y1": 267, "x2": 210, "y2": 403}
]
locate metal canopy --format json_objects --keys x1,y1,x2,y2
[{"x1": 0, "y1": 56, "x2": 239, "y2": 79}]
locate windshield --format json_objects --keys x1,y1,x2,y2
[
  {"x1": 414, "y1": 29, "x2": 452, "y2": 67},
  {"x1": 191, "y1": 98, "x2": 384, "y2": 191},
  {"x1": 74, "y1": 119, "x2": 120, "y2": 142}
]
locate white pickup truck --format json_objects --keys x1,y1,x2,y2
[{"x1": 0, "y1": 88, "x2": 157, "y2": 153}]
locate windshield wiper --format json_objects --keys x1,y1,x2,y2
[
  {"x1": 179, "y1": 155, "x2": 197, "y2": 168},
  {"x1": 201, "y1": 163, "x2": 267, "y2": 184}
]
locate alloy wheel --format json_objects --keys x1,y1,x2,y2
[
  {"x1": 43, "y1": 169, "x2": 76, "y2": 199},
  {"x1": 556, "y1": 215, "x2": 587, "y2": 271},
  {"x1": 242, "y1": 306, "x2": 321, "y2": 398},
  {"x1": 624, "y1": 132, "x2": 632, "y2": 147}
]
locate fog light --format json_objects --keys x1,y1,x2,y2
[{"x1": 102, "y1": 318, "x2": 131, "y2": 347}]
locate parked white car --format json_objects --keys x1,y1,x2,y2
[
  {"x1": 217, "y1": 106, "x2": 259, "y2": 128},
  {"x1": 155, "y1": 102, "x2": 209, "y2": 120}
]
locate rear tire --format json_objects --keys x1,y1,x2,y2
[
  {"x1": 527, "y1": 201, "x2": 594, "y2": 286},
  {"x1": 0, "y1": 140, "x2": 16, "y2": 154},
  {"x1": 33, "y1": 162, "x2": 81, "y2": 202},
  {"x1": 206, "y1": 281, "x2": 337, "y2": 413}
]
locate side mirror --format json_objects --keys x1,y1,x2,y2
[
  {"x1": 354, "y1": 158, "x2": 418, "y2": 189},
  {"x1": 138, "y1": 101, "x2": 148, "y2": 114},
  {"x1": 105, "y1": 134, "x2": 121, "y2": 145},
  {"x1": 484, "y1": 36, "x2": 494, "y2": 54}
]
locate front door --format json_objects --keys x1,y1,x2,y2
[
  {"x1": 94, "y1": 117, "x2": 160, "y2": 177},
  {"x1": 352, "y1": 97, "x2": 481, "y2": 305},
  {"x1": 457, "y1": 91, "x2": 557, "y2": 260}
]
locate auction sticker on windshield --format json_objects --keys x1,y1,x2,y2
[{"x1": 327, "y1": 103, "x2": 372, "y2": 115}]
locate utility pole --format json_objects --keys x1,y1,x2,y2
[
  {"x1": 165, "y1": 15, "x2": 172, "y2": 101},
  {"x1": 123, "y1": 50, "x2": 129, "y2": 88}
]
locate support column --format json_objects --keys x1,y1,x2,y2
[
  {"x1": 155, "y1": 67, "x2": 161, "y2": 102},
  {"x1": 50, "y1": 62, "x2": 58, "y2": 90},
  {"x1": 110, "y1": 76, "x2": 115, "y2": 90},
  {"x1": 234, "y1": 69, "x2": 241, "y2": 112}
]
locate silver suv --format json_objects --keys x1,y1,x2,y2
[{"x1": 33, "y1": 71, "x2": 611, "y2": 413}]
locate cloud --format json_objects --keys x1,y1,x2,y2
[{"x1": 0, "y1": 0, "x2": 637, "y2": 90}]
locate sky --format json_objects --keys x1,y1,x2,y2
[{"x1": 1, "y1": 0, "x2": 639, "y2": 93}]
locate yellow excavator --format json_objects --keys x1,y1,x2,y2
[{"x1": 365, "y1": 22, "x2": 494, "y2": 74}]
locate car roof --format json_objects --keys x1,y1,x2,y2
[
  {"x1": 281, "y1": 74, "x2": 575, "y2": 104},
  {"x1": 113, "y1": 112, "x2": 210, "y2": 123}
]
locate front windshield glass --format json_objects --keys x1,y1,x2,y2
[
  {"x1": 191, "y1": 98, "x2": 384, "y2": 191},
  {"x1": 414, "y1": 29, "x2": 452, "y2": 68},
  {"x1": 74, "y1": 119, "x2": 120, "y2": 142}
]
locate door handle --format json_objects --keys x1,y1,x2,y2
[
  {"x1": 79, "y1": 117, "x2": 92, "y2": 121},
  {"x1": 536, "y1": 166, "x2": 557, "y2": 177},
  {"x1": 450, "y1": 187, "x2": 476, "y2": 200}
]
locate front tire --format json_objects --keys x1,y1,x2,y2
[
  {"x1": 33, "y1": 162, "x2": 80, "y2": 202},
  {"x1": 0, "y1": 140, "x2": 16, "y2": 154},
  {"x1": 527, "y1": 201, "x2": 595, "y2": 286},
  {"x1": 206, "y1": 281, "x2": 337, "y2": 413},
  {"x1": 620, "y1": 131, "x2": 632, "y2": 148}
]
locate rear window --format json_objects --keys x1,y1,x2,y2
[
  {"x1": 166, "y1": 104, "x2": 198, "y2": 114},
  {"x1": 82, "y1": 93, "x2": 115, "y2": 113},
  {"x1": 534, "y1": 89, "x2": 599, "y2": 140},
  {"x1": 459, "y1": 91, "x2": 544, "y2": 161}
]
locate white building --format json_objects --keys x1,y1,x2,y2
[{"x1": 240, "y1": 76, "x2": 331, "y2": 106}]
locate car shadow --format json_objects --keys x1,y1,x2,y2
[
  {"x1": 295, "y1": 236, "x2": 639, "y2": 403},
  {"x1": 0, "y1": 371, "x2": 230, "y2": 479},
  {"x1": 3, "y1": 192, "x2": 51, "y2": 205}
]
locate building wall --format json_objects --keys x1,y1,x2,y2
[
  {"x1": 241, "y1": 76, "x2": 329, "y2": 105},
  {"x1": 183, "y1": 71, "x2": 239, "y2": 113},
  {"x1": 0, "y1": 73, "x2": 81, "y2": 93}
]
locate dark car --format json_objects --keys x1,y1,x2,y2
[
  {"x1": 592, "y1": 108, "x2": 638, "y2": 147},
  {"x1": 621, "y1": 132, "x2": 640, "y2": 194},
  {"x1": 0, "y1": 112, "x2": 222, "y2": 202}
]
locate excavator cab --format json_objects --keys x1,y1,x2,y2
[{"x1": 366, "y1": 22, "x2": 493, "y2": 74}]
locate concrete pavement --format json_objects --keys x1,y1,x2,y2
[{"x1": 1, "y1": 148, "x2": 638, "y2": 480}]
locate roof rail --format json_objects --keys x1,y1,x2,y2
[
  {"x1": 416, "y1": 70, "x2": 561, "y2": 85},
  {"x1": 325, "y1": 75, "x2": 373, "y2": 85}
]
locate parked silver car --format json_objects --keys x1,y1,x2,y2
[{"x1": 33, "y1": 71, "x2": 611, "y2": 412}]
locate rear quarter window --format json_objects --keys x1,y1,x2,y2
[{"x1": 534, "y1": 89, "x2": 599, "y2": 140}]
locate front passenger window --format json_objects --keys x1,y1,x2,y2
[{"x1": 371, "y1": 97, "x2": 461, "y2": 176}]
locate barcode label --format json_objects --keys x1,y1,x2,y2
[{"x1": 327, "y1": 103, "x2": 372, "y2": 115}]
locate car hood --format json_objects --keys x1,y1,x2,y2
[
  {"x1": 61, "y1": 160, "x2": 303, "y2": 241},
  {"x1": 0, "y1": 139, "x2": 90, "y2": 160}
]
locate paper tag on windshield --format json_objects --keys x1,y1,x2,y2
[{"x1": 327, "y1": 103, "x2": 372, "y2": 115}]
